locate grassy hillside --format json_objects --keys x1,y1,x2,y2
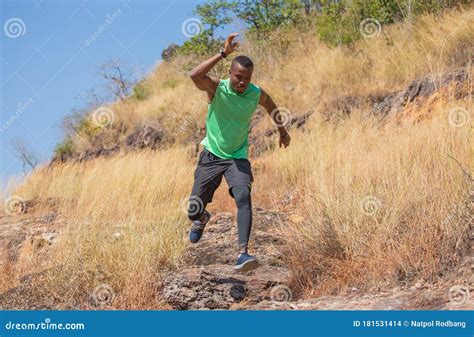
[{"x1": 1, "y1": 5, "x2": 472, "y2": 308}]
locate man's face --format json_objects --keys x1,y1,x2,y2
[{"x1": 229, "y1": 63, "x2": 253, "y2": 94}]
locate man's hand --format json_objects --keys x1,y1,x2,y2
[
  {"x1": 223, "y1": 32, "x2": 239, "y2": 55},
  {"x1": 279, "y1": 132, "x2": 291, "y2": 148}
]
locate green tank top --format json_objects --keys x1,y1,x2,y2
[{"x1": 200, "y1": 78, "x2": 261, "y2": 159}]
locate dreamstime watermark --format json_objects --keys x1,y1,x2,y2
[
  {"x1": 5, "y1": 317, "x2": 85, "y2": 330},
  {"x1": 360, "y1": 18, "x2": 382, "y2": 39},
  {"x1": 262, "y1": 11, "x2": 299, "y2": 47},
  {"x1": 181, "y1": 195, "x2": 204, "y2": 217},
  {"x1": 360, "y1": 196, "x2": 382, "y2": 216},
  {"x1": 181, "y1": 18, "x2": 203, "y2": 38},
  {"x1": 448, "y1": 107, "x2": 470, "y2": 128},
  {"x1": 84, "y1": 8, "x2": 123, "y2": 47},
  {"x1": 4, "y1": 17, "x2": 26, "y2": 38},
  {"x1": 1, "y1": 97, "x2": 34, "y2": 133},
  {"x1": 111, "y1": 222, "x2": 128, "y2": 241},
  {"x1": 270, "y1": 285, "x2": 292, "y2": 304},
  {"x1": 441, "y1": 11, "x2": 474, "y2": 47},
  {"x1": 448, "y1": 285, "x2": 470, "y2": 305},
  {"x1": 91, "y1": 107, "x2": 115, "y2": 128},
  {"x1": 92, "y1": 283, "x2": 115, "y2": 306},
  {"x1": 179, "y1": 111, "x2": 198, "y2": 131},
  {"x1": 4, "y1": 195, "x2": 26, "y2": 215},
  {"x1": 270, "y1": 107, "x2": 292, "y2": 127},
  {"x1": 364, "y1": 100, "x2": 389, "y2": 118}
]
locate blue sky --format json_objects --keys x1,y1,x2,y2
[{"x1": 1, "y1": 0, "x2": 240, "y2": 192}]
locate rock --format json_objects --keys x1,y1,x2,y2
[
  {"x1": 249, "y1": 111, "x2": 313, "y2": 157},
  {"x1": 367, "y1": 68, "x2": 469, "y2": 117},
  {"x1": 320, "y1": 68, "x2": 469, "y2": 120},
  {"x1": 50, "y1": 120, "x2": 165, "y2": 164},
  {"x1": 161, "y1": 209, "x2": 291, "y2": 310},
  {"x1": 162, "y1": 268, "x2": 245, "y2": 310},
  {"x1": 78, "y1": 144, "x2": 120, "y2": 162},
  {"x1": 162, "y1": 265, "x2": 288, "y2": 310},
  {"x1": 125, "y1": 121, "x2": 164, "y2": 150}
]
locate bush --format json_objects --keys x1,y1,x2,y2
[
  {"x1": 178, "y1": 31, "x2": 222, "y2": 56},
  {"x1": 76, "y1": 116, "x2": 102, "y2": 139},
  {"x1": 133, "y1": 81, "x2": 151, "y2": 100},
  {"x1": 315, "y1": 1, "x2": 358, "y2": 46},
  {"x1": 54, "y1": 138, "x2": 75, "y2": 158},
  {"x1": 315, "y1": 0, "x2": 468, "y2": 46}
]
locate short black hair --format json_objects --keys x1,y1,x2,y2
[{"x1": 231, "y1": 55, "x2": 254, "y2": 69}]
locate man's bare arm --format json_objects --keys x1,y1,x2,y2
[
  {"x1": 259, "y1": 88, "x2": 291, "y2": 148},
  {"x1": 189, "y1": 32, "x2": 239, "y2": 100},
  {"x1": 189, "y1": 54, "x2": 221, "y2": 97}
]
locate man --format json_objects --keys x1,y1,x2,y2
[{"x1": 187, "y1": 32, "x2": 291, "y2": 272}]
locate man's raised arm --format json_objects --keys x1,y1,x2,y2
[{"x1": 189, "y1": 32, "x2": 239, "y2": 98}]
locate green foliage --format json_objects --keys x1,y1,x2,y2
[
  {"x1": 194, "y1": 0, "x2": 237, "y2": 39},
  {"x1": 163, "y1": 0, "x2": 472, "y2": 59},
  {"x1": 162, "y1": 79, "x2": 180, "y2": 89},
  {"x1": 54, "y1": 138, "x2": 75, "y2": 158},
  {"x1": 178, "y1": 0, "x2": 306, "y2": 55},
  {"x1": 179, "y1": 0, "x2": 236, "y2": 56},
  {"x1": 179, "y1": 31, "x2": 222, "y2": 56},
  {"x1": 352, "y1": 0, "x2": 402, "y2": 25},
  {"x1": 315, "y1": 1, "x2": 357, "y2": 46},
  {"x1": 313, "y1": 0, "x2": 465, "y2": 46},
  {"x1": 133, "y1": 81, "x2": 151, "y2": 100},
  {"x1": 234, "y1": 0, "x2": 304, "y2": 38},
  {"x1": 78, "y1": 116, "x2": 102, "y2": 139}
]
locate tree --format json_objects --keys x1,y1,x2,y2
[
  {"x1": 180, "y1": 0, "x2": 237, "y2": 55},
  {"x1": 11, "y1": 139, "x2": 38, "y2": 175},
  {"x1": 194, "y1": 0, "x2": 237, "y2": 40},
  {"x1": 233, "y1": 0, "x2": 303, "y2": 38},
  {"x1": 99, "y1": 59, "x2": 146, "y2": 101}
]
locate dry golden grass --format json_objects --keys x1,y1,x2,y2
[
  {"x1": 258, "y1": 96, "x2": 471, "y2": 295},
  {"x1": 1, "y1": 6, "x2": 472, "y2": 307},
  {"x1": 2, "y1": 148, "x2": 196, "y2": 308}
]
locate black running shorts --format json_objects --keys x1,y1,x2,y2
[{"x1": 190, "y1": 147, "x2": 253, "y2": 205}]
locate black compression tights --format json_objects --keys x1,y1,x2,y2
[{"x1": 231, "y1": 185, "x2": 252, "y2": 253}]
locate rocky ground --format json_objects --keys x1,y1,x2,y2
[
  {"x1": 161, "y1": 209, "x2": 290, "y2": 310},
  {"x1": 0, "y1": 207, "x2": 472, "y2": 310},
  {"x1": 160, "y1": 208, "x2": 472, "y2": 310}
]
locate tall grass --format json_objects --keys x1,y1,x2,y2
[
  {"x1": 2, "y1": 148, "x2": 195, "y2": 308},
  {"x1": 260, "y1": 97, "x2": 471, "y2": 295}
]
